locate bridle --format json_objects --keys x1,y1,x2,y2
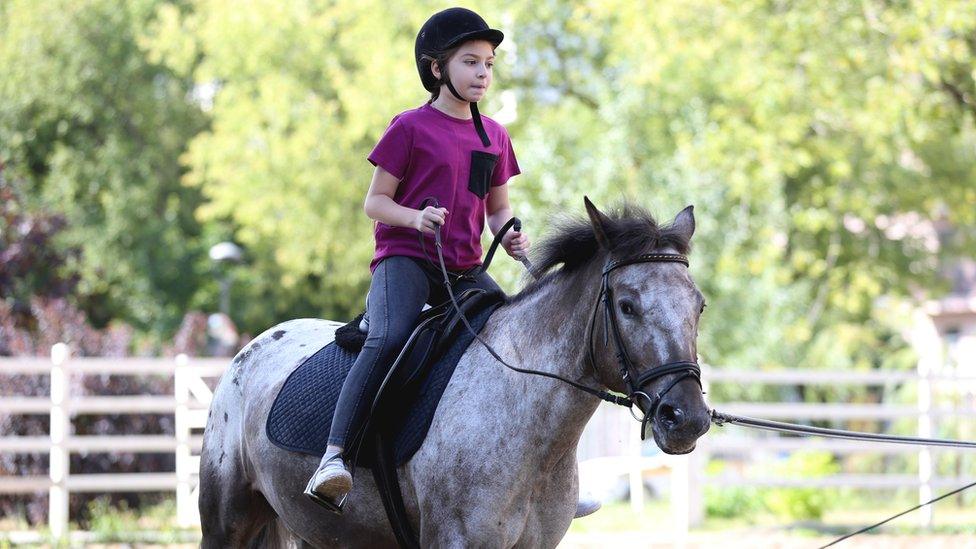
[
  {"x1": 585, "y1": 252, "x2": 702, "y2": 439},
  {"x1": 425, "y1": 211, "x2": 703, "y2": 439},
  {"x1": 420, "y1": 210, "x2": 976, "y2": 546}
]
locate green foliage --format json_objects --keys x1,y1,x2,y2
[
  {"x1": 705, "y1": 485, "x2": 764, "y2": 520},
  {"x1": 704, "y1": 460, "x2": 765, "y2": 519},
  {"x1": 705, "y1": 453, "x2": 840, "y2": 521},
  {"x1": 4, "y1": 0, "x2": 976, "y2": 362},
  {"x1": 85, "y1": 497, "x2": 193, "y2": 543},
  {"x1": 506, "y1": 0, "x2": 976, "y2": 374},
  {"x1": 0, "y1": 0, "x2": 208, "y2": 335},
  {"x1": 141, "y1": 0, "x2": 450, "y2": 333},
  {"x1": 762, "y1": 451, "x2": 840, "y2": 521}
]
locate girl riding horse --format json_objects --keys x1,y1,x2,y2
[{"x1": 305, "y1": 7, "x2": 529, "y2": 511}]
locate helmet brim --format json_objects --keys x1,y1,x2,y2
[{"x1": 445, "y1": 28, "x2": 504, "y2": 49}]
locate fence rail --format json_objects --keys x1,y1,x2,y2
[
  {"x1": 3, "y1": 347, "x2": 974, "y2": 538},
  {"x1": 578, "y1": 364, "x2": 975, "y2": 531},
  {"x1": 0, "y1": 345, "x2": 224, "y2": 539}
]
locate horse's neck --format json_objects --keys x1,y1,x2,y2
[{"x1": 477, "y1": 267, "x2": 605, "y2": 465}]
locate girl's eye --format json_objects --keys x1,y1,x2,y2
[
  {"x1": 486, "y1": 63, "x2": 493, "y2": 69},
  {"x1": 619, "y1": 300, "x2": 635, "y2": 316}
]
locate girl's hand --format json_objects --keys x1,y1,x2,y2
[
  {"x1": 502, "y1": 229, "x2": 530, "y2": 259},
  {"x1": 413, "y1": 206, "x2": 448, "y2": 234}
]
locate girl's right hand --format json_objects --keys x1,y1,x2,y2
[{"x1": 413, "y1": 206, "x2": 448, "y2": 234}]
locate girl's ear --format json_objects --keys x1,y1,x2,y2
[
  {"x1": 584, "y1": 196, "x2": 612, "y2": 250},
  {"x1": 431, "y1": 61, "x2": 441, "y2": 80}
]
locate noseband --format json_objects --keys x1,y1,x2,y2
[{"x1": 586, "y1": 253, "x2": 702, "y2": 439}]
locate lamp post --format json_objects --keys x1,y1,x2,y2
[{"x1": 208, "y1": 241, "x2": 243, "y2": 316}]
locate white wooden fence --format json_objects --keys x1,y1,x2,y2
[
  {"x1": 0, "y1": 344, "x2": 225, "y2": 539},
  {"x1": 3, "y1": 346, "x2": 975, "y2": 538},
  {"x1": 578, "y1": 365, "x2": 976, "y2": 531}
]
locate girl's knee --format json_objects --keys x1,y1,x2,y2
[{"x1": 364, "y1": 324, "x2": 413, "y2": 355}]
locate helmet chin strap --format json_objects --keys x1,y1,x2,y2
[{"x1": 444, "y1": 77, "x2": 492, "y2": 147}]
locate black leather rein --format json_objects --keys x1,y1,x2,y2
[{"x1": 428, "y1": 214, "x2": 702, "y2": 438}]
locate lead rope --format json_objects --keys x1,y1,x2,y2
[
  {"x1": 820, "y1": 480, "x2": 976, "y2": 547},
  {"x1": 710, "y1": 410, "x2": 976, "y2": 449},
  {"x1": 711, "y1": 410, "x2": 976, "y2": 545}
]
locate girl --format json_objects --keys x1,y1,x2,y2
[{"x1": 305, "y1": 7, "x2": 528, "y2": 511}]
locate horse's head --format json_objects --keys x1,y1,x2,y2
[{"x1": 584, "y1": 198, "x2": 710, "y2": 454}]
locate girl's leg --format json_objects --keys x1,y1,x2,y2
[{"x1": 307, "y1": 257, "x2": 430, "y2": 503}]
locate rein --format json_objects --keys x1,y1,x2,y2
[
  {"x1": 423, "y1": 211, "x2": 976, "y2": 543},
  {"x1": 426, "y1": 213, "x2": 701, "y2": 438}
]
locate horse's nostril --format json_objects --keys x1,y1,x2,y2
[{"x1": 658, "y1": 403, "x2": 683, "y2": 426}]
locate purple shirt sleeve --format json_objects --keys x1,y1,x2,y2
[
  {"x1": 367, "y1": 116, "x2": 412, "y2": 180},
  {"x1": 491, "y1": 131, "x2": 521, "y2": 187}
]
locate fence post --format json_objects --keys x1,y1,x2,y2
[
  {"x1": 628, "y1": 416, "x2": 644, "y2": 513},
  {"x1": 48, "y1": 343, "x2": 70, "y2": 542},
  {"x1": 174, "y1": 354, "x2": 193, "y2": 527},
  {"x1": 917, "y1": 355, "x2": 934, "y2": 528},
  {"x1": 670, "y1": 455, "x2": 689, "y2": 539}
]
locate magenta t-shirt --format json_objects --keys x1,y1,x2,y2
[{"x1": 367, "y1": 103, "x2": 521, "y2": 272}]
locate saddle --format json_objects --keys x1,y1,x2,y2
[{"x1": 266, "y1": 288, "x2": 505, "y2": 546}]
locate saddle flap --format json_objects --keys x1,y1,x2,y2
[{"x1": 374, "y1": 288, "x2": 493, "y2": 401}]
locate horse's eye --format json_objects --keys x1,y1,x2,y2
[
  {"x1": 619, "y1": 300, "x2": 636, "y2": 316},
  {"x1": 700, "y1": 302, "x2": 707, "y2": 315}
]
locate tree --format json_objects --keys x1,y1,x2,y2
[
  {"x1": 504, "y1": 0, "x2": 976, "y2": 377},
  {"x1": 143, "y1": 0, "x2": 450, "y2": 333},
  {"x1": 0, "y1": 0, "x2": 208, "y2": 337}
]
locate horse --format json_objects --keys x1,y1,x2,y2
[{"x1": 198, "y1": 198, "x2": 712, "y2": 547}]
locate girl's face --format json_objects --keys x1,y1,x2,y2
[{"x1": 435, "y1": 40, "x2": 495, "y2": 102}]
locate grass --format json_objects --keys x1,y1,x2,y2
[
  {"x1": 568, "y1": 496, "x2": 976, "y2": 537},
  {"x1": 0, "y1": 498, "x2": 200, "y2": 547},
  {"x1": 2, "y1": 495, "x2": 972, "y2": 546}
]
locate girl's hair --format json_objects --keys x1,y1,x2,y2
[
  {"x1": 420, "y1": 46, "x2": 461, "y2": 104},
  {"x1": 421, "y1": 43, "x2": 496, "y2": 103}
]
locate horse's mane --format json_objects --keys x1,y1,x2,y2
[{"x1": 511, "y1": 203, "x2": 690, "y2": 301}]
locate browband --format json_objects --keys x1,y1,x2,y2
[{"x1": 604, "y1": 253, "x2": 689, "y2": 275}]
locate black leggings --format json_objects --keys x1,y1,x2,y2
[{"x1": 327, "y1": 256, "x2": 501, "y2": 452}]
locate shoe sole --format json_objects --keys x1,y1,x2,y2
[
  {"x1": 303, "y1": 473, "x2": 352, "y2": 515},
  {"x1": 316, "y1": 473, "x2": 352, "y2": 497}
]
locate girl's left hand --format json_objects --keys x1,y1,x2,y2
[{"x1": 503, "y1": 230, "x2": 530, "y2": 259}]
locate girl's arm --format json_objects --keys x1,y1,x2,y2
[
  {"x1": 486, "y1": 185, "x2": 529, "y2": 258},
  {"x1": 364, "y1": 166, "x2": 447, "y2": 233}
]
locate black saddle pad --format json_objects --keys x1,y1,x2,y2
[{"x1": 266, "y1": 300, "x2": 501, "y2": 467}]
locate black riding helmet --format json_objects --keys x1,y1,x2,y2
[{"x1": 415, "y1": 7, "x2": 503, "y2": 147}]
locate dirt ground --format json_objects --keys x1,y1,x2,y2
[{"x1": 561, "y1": 531, "x2": 976, "y2": 548}]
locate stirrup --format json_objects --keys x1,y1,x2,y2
[{"x1": 303, "y1": 476, "x2": 348, "y2": 515}]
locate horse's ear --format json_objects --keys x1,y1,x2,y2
[
  {"x1": 584, "y1": 196, "x2": 612, "y2": 250},
  {"x1": 672, "y1": 205, "x2": 696, "y2": 241}
]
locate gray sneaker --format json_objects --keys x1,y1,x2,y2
[{"x1": 304, "y1": 451, "x2": 352, "y2": 513}]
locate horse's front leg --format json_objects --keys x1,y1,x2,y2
[{"x1": 405, "y1": 455, "x2": 523, "y2": 548}]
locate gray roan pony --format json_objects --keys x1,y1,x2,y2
[{"x1": 199, "y1": 198, "x2": 711, "y2": 548}]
